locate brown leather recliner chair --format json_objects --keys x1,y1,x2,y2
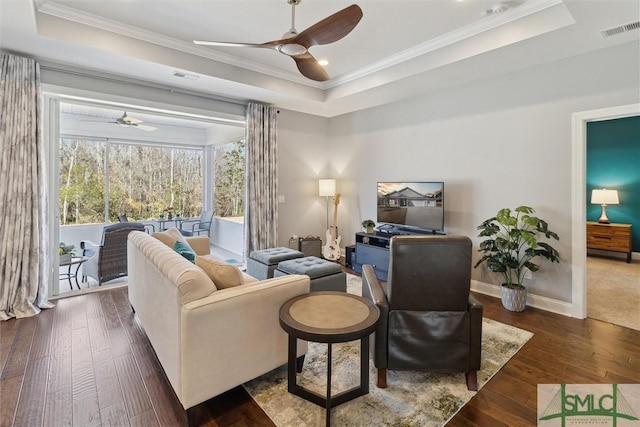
[{"x1": 362, "y1": 235, "x2": 483, "y2": 391}]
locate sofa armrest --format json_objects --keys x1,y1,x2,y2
[
  {"x1": 185, "y1": 236, "x2": 210, "y2": 255},
  {"x1": 179, "y1": 274, "x2": 310, "y2": 408},
  {"x1": 362, "y1": 264, "x2": 389, "y2": 369}
]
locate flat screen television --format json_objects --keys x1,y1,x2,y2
[{"x1": 377, "y1": 181, "x2": 444, "y2": 233}]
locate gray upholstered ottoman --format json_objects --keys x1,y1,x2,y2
[
  {"x1": 274, "y1": 256, "x2": 346, "y2": 292},
  {"x1": 247, "y1": 247, "x2": 304, "y2": 280}
]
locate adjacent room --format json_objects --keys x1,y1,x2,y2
[{"x1": 1, "y1": 1, "x2": 639, "y2": 426}]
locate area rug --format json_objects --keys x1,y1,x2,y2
[{"x1": 244, "y1": 274, "x2": 533, "y2": 426}]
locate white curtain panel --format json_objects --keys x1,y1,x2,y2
[
  {"x1": 0, "y1": 53, "x2": 53, "y2": 320},
  {"x1": 244, "y1": 103, "x2": 278, "y2": 256}
]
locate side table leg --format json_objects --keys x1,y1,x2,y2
[
  {"x1": 361, "y1": 335, "x2": 370, "y2": 394},
  {"x1": 326, "y1": 343, "x2": 332, "y2": 427},
  {"x1": 287, "y1": 334, "x2": 297, "y2": 393}
]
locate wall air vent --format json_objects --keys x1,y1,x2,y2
[{"x1": 600, "y1": 21, "x2": 640, "y2": 38}]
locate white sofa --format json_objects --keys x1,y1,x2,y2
[{"x1": 127, "y1": 230, "x2": 310, "y2": 420}]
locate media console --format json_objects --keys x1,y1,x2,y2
[{"x1": 351, "y1": 228, "x2": 445, "y2": 281}]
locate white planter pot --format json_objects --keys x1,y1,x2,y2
[
  {"x1": 500, "y1": 285, "x2": 527, "y2": 312},
  {"x1": 60, "y1": 253, "x2": 72, "y2": 265}
]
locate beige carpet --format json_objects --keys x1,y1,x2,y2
[
  {"x1": 244, "y1": 274, "x2": 533, "y2": 427},
  {"x1": 587, "y1": 255, "x2": 640, "y2": 331}
]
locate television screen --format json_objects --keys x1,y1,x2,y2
[{"x1": 377, "y1": 182, "x2": 444, "y2": 232}]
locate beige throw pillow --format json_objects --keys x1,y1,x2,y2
[
  {"x1": 153, "y1": 227, "x2": 191, "y2": 249},
  {"x1": 196, "y1": 255, "x2": 245, "y2": 289}
]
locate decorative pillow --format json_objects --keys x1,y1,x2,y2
[
  {"x1": 173, "y1": 240, "x2": 196, "y2": 263},
  {"x1": 196, "y1": 255, "x2": 245, "y2": 289},
  {"x1": 153, "y1": 227, "x2": 192, "y2": 249}
]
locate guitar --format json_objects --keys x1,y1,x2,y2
[{"x1": 322, "y1": 194, "x2": 342, "y2": 260}]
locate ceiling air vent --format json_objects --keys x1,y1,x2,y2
[
  {"x1": 600, "y1": 21, "x2": 640, "y2": 38},
  {"x1": 172, "y1": 71, "x2": 199, "y2": 80}
]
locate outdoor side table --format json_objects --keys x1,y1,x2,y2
[
  {"x1": 279, "y1": 291, "x2": 379, "y2": 427},
  {"x1": 59, "y1": 256, "x2": 89, "y2": 290}
]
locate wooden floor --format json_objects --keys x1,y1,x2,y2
[{"x1": 2, "y1": 283, "x2": 639, "y2": 427}]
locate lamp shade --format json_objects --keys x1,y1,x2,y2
[
  {"x1": 319, "y1": 179, "x2": 336, "y2": 197},
  {"x1": 591, "y1": 189, "x2": 619, "y2": 205}
]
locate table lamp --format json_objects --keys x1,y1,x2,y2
[{"x1": 591, "y1": 189, "x2": 619, "y2": 224}]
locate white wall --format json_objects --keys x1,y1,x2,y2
[
  {"x1": 276, "y1": 110, "x2": 331, "y2": 246},
  {"x1": 323, "y1": 41, "x2": 639, "y2": 303}
]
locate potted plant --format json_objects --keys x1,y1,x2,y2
[
  {"x1": 474, "y1": 206, "x2": 560, "y2": 312},
  {"x1": 362, "y1": 219, "x2": 375, "y2": 234},
  {"x1": 59, "y1": 242, "x2": 75, "y2": 264}
]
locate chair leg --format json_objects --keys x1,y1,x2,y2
[
  {"x1": 466, "y1": 371, "x2": 478, "y2": 391},
  {"x1": 377, "y1": 368, "x2": 388, "y2": 388}
]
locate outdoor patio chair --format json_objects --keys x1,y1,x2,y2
[
  {"x1": 179, "y1": 210, "x2": 214, "y2": 237},
  {"x1": 81, "y1": 222, "x2": 146, "y2": 285},
  {"x1": 118, "y1": 213, "x2": 155, "y2": 233}
]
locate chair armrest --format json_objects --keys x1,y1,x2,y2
[
  {"x1": 80, "y1": 240, "x2": 101, "y2": 257},
  {"x1": 362, "y1": 264, "x2": 390, "y2": 369},
  {"x1": 468, "y1": 294, "x2": 484, "y2": 371},
  {"x1": 179, "y1": 219, "x2": 201, "y2": 232},
  {"x1": 186, "y1": 236, "x2": 210, "y2": 255}
]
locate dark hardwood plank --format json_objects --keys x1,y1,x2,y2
[
  {"x1": 1, "y1": 316, "x2": 36, "y2": 380},
  {"x1": 114, "y1": 353, "x2": 153, "y2": 417},
  {"x1": 29, "y1": 307, "x2": 54, "y2": 359},
  {"x1": 99, "y1": 401, "x2": 129, "y2": 427},
  {"x1": 93, "y1": 348, "x2": 125, "y2": 410},
  {"x1": 71, "y1": 328, "x2": 97, "y2": 401},
  {"x1": 129, "y1": 409, "x2": 160, "y2": 427},
  {"x1": 44, "y1": 388, "x2": 73, "y2": 427},
  {"x1": 0, "y1": 375, "x2": 22, "y2": 427},
  {"x1": 13, "y1": 355, "x2": 49, "y2": 427}
]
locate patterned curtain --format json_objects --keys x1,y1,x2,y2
[
  {"x1": 244, "y1": 103, "x2": 278, "y2": 256},
  {"x1": 0, "y1": 53, "x2": 53, "y2": 320}
]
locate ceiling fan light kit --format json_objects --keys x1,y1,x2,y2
[{"x1": 193, "y1": 1, "x2": 363, "y2": 81}]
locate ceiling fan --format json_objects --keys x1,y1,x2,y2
[
  {"x1": 194, "y1": 0, "x2": 363, "y2": 81},
  {"x1": 83, "y1": 112, "x2": 157, "y2": 131}
]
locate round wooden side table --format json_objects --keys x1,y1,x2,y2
[{"x1": 279, "y1": 291, "x2": 379, "y2": 427}]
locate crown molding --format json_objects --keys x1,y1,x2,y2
[{"x1": 329, "y1": 0, "x2": 566, "y2": 87}]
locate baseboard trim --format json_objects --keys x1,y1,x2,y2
[{"x1": 471, "y1": 280, "x2": 574, "y2": 317}]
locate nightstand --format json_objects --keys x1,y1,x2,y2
[{"x1": 586, "y1": 222, "x2": 632, "y2": 262}]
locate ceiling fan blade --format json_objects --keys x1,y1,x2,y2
[
  {"x1": 292, "y1": 53, "x2": 329, "y2": 82},
  {"x1": 194, "y1": 40, "x2": 276, "y2": 49},
  {"x1": 291, "y1": 4, "x2": 363, "y2": 48},
  {"x1": 134, "y1": 124, "x2": 157, "y2": 132}
]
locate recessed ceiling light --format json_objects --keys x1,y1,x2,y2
[{"x1": 318, "y1": 59, "x2": 329, "y2": 66}]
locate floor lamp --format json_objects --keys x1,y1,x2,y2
[{"x1": 319, "y1": 179, "x2": 336, "y2": 230}]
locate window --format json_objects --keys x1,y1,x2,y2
[
  {"x1": 59, "y1": 138, "x2": 203, "y2": 225},
  {"x1": 214, "y1": 140, "x2": 245, "y2": 218}
]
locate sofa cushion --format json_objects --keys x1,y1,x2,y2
[
  {"x1": 196, "y1": 255, "x2": 245, "y2": 289},
  {"x1": 174, "y1": 240, "x2": 196, "y2": 263},
  {"x1": 153, "y1": 227, "x2": 191, "y2": 249}
]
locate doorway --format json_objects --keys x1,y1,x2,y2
[{"x1": 571, "y1": 103, "x2": 639, "y2": 319}]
